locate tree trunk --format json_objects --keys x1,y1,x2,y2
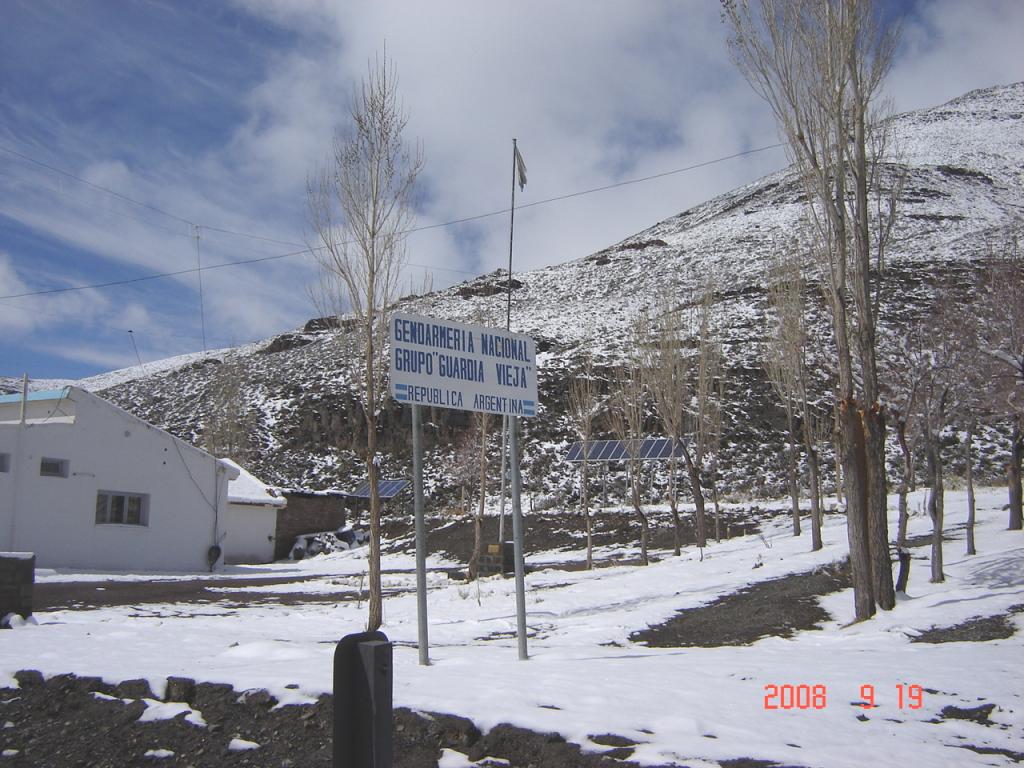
[
  {"x1": 926, "y1": 435, "x2": 945, "y2": 583},
  {"x1": 965, "y1": 421, "x2": 977, "y2": 556},
  {"x1": 896, "y1": 417, "x2": 912, "y2": 548},
  {"x1": 801, "y1": 403, "x2": 822, "y2": 551},
  {"x1": 682, "y1": 450, "x2": 707, "y2": 549},
  {"x1": 366, "y1": 415, "x2": 383, "y2": 632},
  {"x1": 833, "y1": 398, "x2": 844, "y2": 506},
  {"x1": 865, "y1": 404, "x2": 895, "y2": 610},
  {"x1": 669, "y1": 454, "x2": 681, "y2": 556},
  {"x1": 582, "y1": 459, "x2": 593, "y2": 570},
  {"x1": 786, "y1": 405, "x2": 801, "y2": 536},
  {"x1": 895, "y1": 548, "x2": 911, "y2": 593},
  {"x1": 1009, "y1": 417, "x2": 1023, "y2": 530},
  {"x1": 808, "y1": 444, "x2": 823, "y2": 551},
  {"x1": 841, "y1": 399, "x2": 875, "y2": 621},
  {"x1": 629, "y1": 460, "x2": 649, "y2": 566},
  {"x1": 468, "y1": 417, "x2": 489, "y2": 581},
  {"x1": 711, "y1": 459, "x2": 722, "y2": 544}
]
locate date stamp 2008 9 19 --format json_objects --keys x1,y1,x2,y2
[{"x1": 763, "y1": 683, "x2": 925, "y2": 710}]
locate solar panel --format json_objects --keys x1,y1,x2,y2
[
  {"x1": 348, "y1": 478, "x2": 410, "y2": 499},
  {"x1": 565, "y1": 438, "x2": 687, "y2": 463}
]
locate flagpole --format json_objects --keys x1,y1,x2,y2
[
  {"x1": 507, "y1": 138, "x2": 518, "y2": 331},
  {"x1": 507, "y1": 137, "x2": 528, "y2": 660},
  {"x1": 500, "y1": 138, "x2": 519, "y2": 546}
]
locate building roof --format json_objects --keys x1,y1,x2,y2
[
  {"x1": 0, "y1": 387, "x2": 71, "y2": 404},
  {"x1": 221, "y1": 458, "x2": 287, "y2": 508}
]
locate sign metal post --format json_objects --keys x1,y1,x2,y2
[
  {"x1": 390, "y1": 312, "x2": 538, "y2": 661},
  {"x1": 412, "y1": 403, "x2": 428, "y2": 665}
]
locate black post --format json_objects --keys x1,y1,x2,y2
[{"x1": 334, "y1": 631, "x2": 393, "y2": 768}]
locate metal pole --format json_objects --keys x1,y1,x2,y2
[
  {"x1": 501, "y1": 138, "x2": 517, "y2": 546},
  {"x1": 412, "y1": 404, "x2": 429, "y2": 666},
  {"x1": 498, "y1": 415, "x2": 508, "y2": 543},
  {"x1": 507, "y1": 139, "x2": 518, "y2": 330},
  {"x1": 509, "y1": 415, "x2": 528, "y2": 660}
]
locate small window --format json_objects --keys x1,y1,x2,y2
[
  {"x1": 0, "y1": 453, "x2": 10, "y2": 473},
  {"x1": 40, "y1": 457, "x2": 69, "y2": 478},
  {"x1": 96, "y1": 491, "x2": 149, "y2": 526}
]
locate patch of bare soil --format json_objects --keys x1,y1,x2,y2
[
  {"x1": 911, "y1": 603, "x2": 1023, "y2": 644},
  {"x1": 32, "y1": 576, "x2": 331, "y2": 612},
  {"x1": 382, "y1": 507, "x2": 765, "y2": 567},
  {"x1": 630, "y1": 561, "x2": 851, "y2": 648},
  {"x1": 0, "y1": 671, "x2": 707, "y2": 768}
]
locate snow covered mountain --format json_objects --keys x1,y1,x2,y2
[{"x1": 39, "y1": 82, "x2": 1024, "y2": 500}]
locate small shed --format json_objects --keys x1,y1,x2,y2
[
  {"x1": 274, "y1": 490, "x2": 351, "y2": 560},
  {"x1": 221, "y1": 459, "x2": 286, "y2": 564}
]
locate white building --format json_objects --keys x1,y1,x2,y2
[
  {"x1": 0, "y1": 386, "x2": 241, "y2": 572},
  {"x1": 221, "y1": 458, "x2": 286, "y2": 565}
]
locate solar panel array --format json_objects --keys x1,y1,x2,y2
[
  {"x1": 348, "y1": 479, "x2": 410, "y2": 499},
  {"x1": 565, "y1": 438, "x2": 686, "y2": 462}
]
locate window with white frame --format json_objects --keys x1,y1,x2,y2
[
  {"x1": 95, "y1": 491, "x2": 149, "y2": 526},
  {"x1": 40, "y1": 457, "x2": 69, "y2": 477},
  {"x1": 0, "y1": 453, "x2": 10, "y2": 473}
]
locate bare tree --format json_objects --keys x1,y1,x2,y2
[
  {"x1": 685, "y1": 283, "x2": 723, "y2": 551},
  {"x1": 978, "y1": 232, "x2": 1024, "y2": 530},
  {"x1": 642, "y1": 284, "x2": 720, "y2": 553},
  {"x1": 912, "y1": 301, "x2": 973, "y2": 583},
  {"x1": 567, "y1": 354, "x2": 601, "y2": 568},
  {"x1": 467, "y1": 412, "x2": 490, "y2": 581},
  {"x1": 607, "y1": 361, "x2": 650, "y2": 566},
  {"x1": 885, "y1": 323, "x2": 925, "y2": 551},
  {"x1": 765, "y1": 255, "x2": 803, "y2": 539},
  {"x1": 709, "y1": 376, "x2": 727, "y2": 543},
  {"x1": 642, "y1": 300, "x2": 689, "y2": 556},
  {"x1": 202, "y1": 359, "x2": 257, "y2": 463},
  {"x1": 307, "y1": 52, "x2": 424, "y2": 631},
  {"x1": 765, "y1": 249, "x2": 826, "y2": 548},
  {"x1": 724, "y1": 0, "x2": 901, "y2": 618}
]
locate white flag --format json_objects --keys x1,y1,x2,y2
[{"x1": 514, "y1": 144, "x2": 527, "y2": 191}]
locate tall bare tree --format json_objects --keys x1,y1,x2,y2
[
  {"x1": 642, "y1": 300, "x2": 689, "y2": 556},
  {"x1": 567, "y1": 354, "x2": 601, "y2": 568},
  {"x1": 686, "y1": 282, "x2": 723, "y2": 550},
  {"x1": 203, "y1": 359, "x2": 257, "y2": 463},
  {"x1": 308, "y1": 52, "x2": 423, "y2": 631},
  {"x1": 978, "y1": 232, "x2": 1024, "y2": 530},
  {"x1": 607, "y1": 361, "x2": 650, "y2": 566},
  {"x1": 709, "y1": 377, "x2": 726, "y2": 543},
  {"x1": 886, "y1": 324, "x2": 925, "y2": 552},
  {"x1": 724, "y1": 0, "x2": 901, "y2": 618},
  {"x1": 765, "y1": 255, "x2": 802, "y2": 539},
  {"x1": 765, "y1": 249, "x2": 826, "y2": 548},
  {"x1": 467, "y1": 412, "x2": 490, "y2": 581}
]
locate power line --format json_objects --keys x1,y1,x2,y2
[
  {"x1": 0, "y1": 143, "x2": 304, "y2": 247},
  {"x1": 0, "y1": 141, "x2": 785, "y2": 301},
  {"x1": 0, "y1": 143, "x2": 193, "y2": 226}
]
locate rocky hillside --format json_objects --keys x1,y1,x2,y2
[{"x1": 47, "y1": 82, "x2": 1024, "y2": 505}]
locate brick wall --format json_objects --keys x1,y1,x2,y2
[
  {"x1": 275, "y1": 494, "x2": 349, "y2": 560},
  {"x1": 0, "y1": 553, "x2": 34, "y2": 623}
]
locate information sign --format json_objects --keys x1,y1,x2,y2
[{"x1": 389, "y1": 312, "x2": 538, "y2": 418}]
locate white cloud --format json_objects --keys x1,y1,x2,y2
[
  {"x1": 887, "y1": 0, "x2": 1024, "y2": 111},
  {"x1": 2, "y1": 0, "x2": 1021, "y2": 376}
]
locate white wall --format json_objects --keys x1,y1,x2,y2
[
  {"x1": 222, "y1": 503, "x2": 278, "y2": 564},
  {"x1": 0, "y1": 389, "x2": 231, "y2": 572}
]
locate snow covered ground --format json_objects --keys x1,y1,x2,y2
[{"x1": 3, "y1": 488, "x2": 1022, "y2": 767}]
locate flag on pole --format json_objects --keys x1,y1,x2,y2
[{"x1": 514, "y1": 143, "x2": 527, "y2": 191}]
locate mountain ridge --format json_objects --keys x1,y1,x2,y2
[{"x1": 7, "y1": 82, "x2": 1022, "y2": 503}]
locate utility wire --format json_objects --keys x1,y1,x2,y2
[
  {"x1": 0, "y1": 142, "x2": 785, "y2": 301},
  {"x1": 0, "y1": 143, "x2": 303, "y2": 247},
  {"x1": 0, "y1": 143, "x2": 193, "y2": 226}
]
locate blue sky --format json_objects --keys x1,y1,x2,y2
[{"x1": 1, "y1": 0, "x2": 1022, "y2": 381}]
